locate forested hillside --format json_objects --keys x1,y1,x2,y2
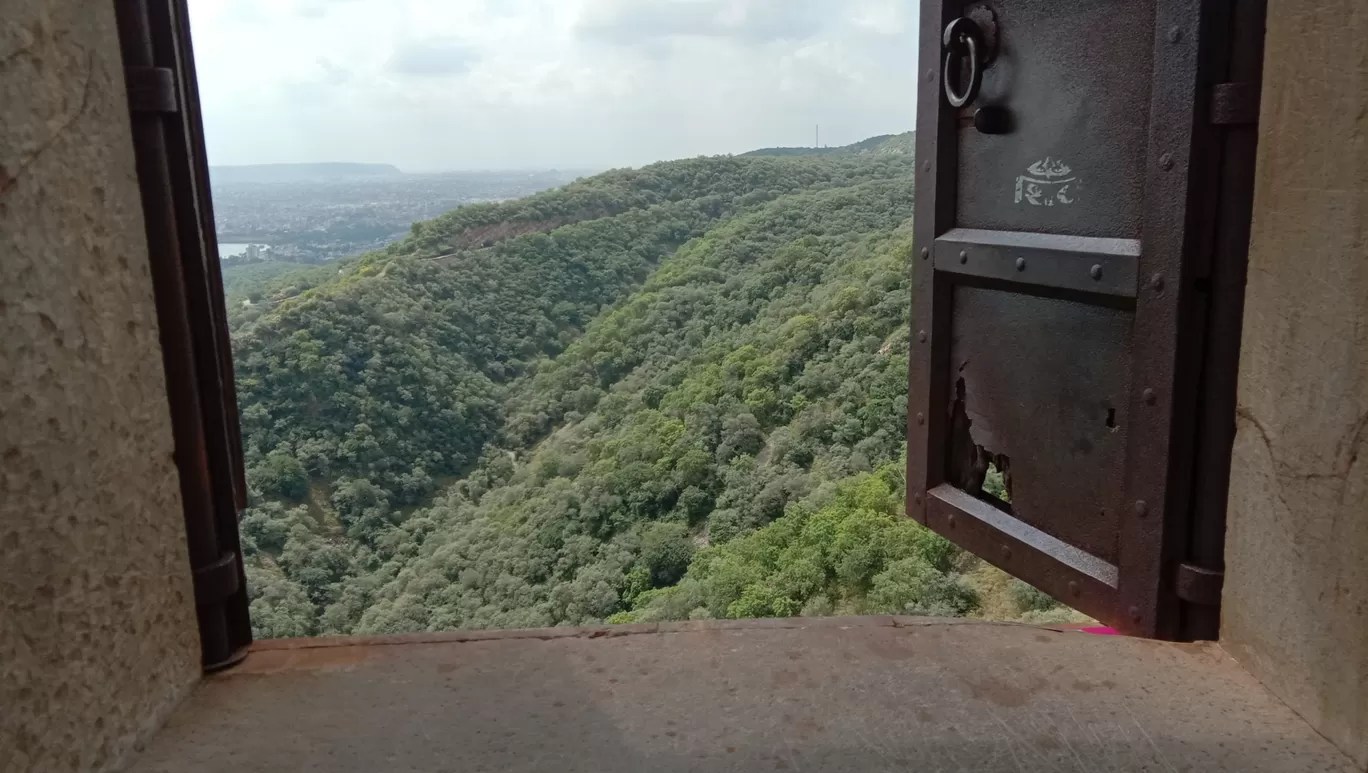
[{"x1": 230, "y1": 135, "x2": 1077, "y2": 637}]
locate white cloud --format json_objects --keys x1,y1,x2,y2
[
  {"x1": 187, "y1": 0, "x2": 919, "y2": 171},
  {"x1": 387, "y1": 39, "x2": 479, "y2": 76},
  {"x1": 575, "y1": 0, "x2": 827, "y2": 44}
]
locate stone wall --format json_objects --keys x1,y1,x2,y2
[
  {"x1": 1221, "y1": 1, "x2": 1368, "y2": 768},
  {"x1": 0, "y1": 1, "x2": 202, "y2": 772}
]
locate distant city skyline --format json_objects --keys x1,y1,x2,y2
[{"x1": 187, "y1": 0, "x2": 918, "y2": 171}]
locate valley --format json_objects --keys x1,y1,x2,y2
[{"x1": 223, "y1": 135, "x2": 1083, "y2": 638}]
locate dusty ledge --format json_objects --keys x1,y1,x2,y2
[
  {"x1": 247, "y1": 615, "x2": 1090, "y2": 654},
  {"x1": 129, "y1": 615, "x2": 1356, "y2": 772}
]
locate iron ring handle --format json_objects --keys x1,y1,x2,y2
[{"x1": 942, "y1": 18, "x2": 985, "y2": 108}]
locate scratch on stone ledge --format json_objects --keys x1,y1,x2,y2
[
  {"x1": 1341, "y1": 410, "x2": 1367, "y2": 470},
  {"x1": 0, "y1": 47, "x2": 96, "y2": 199},
  {"x1": 1235, "y1": 408, "x2": 1315, "y2": 530},
  {"x1": 0, "y1": 26, "x2": 39, "y2": 69},
  {"x1": 1236, "y1": 403, "x2": 1368, "y2": 559},
  {"x1": 0, "y1": 41, "x2": 37, "y2": 68},
  {"x1": 1237, "y1": 406, "x2": 1363, "y2": 485},
  {"x1": 1124, "y1": 702, "x2": 1179, "y2": 773}
]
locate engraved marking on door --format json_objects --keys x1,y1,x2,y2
[{"x1": 1015, "y1": 158, "x2": 1076, "y2": 207}]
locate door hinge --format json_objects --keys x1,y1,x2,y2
[
  {"x1": 1176, "y1": 562, "x2": 1224, "y2": 606},
  {"x1": 1210, "y1": 82, "x2": 1259, "y2": 125},
  {"x1": 192, "y1": 550, "x2": 242, "y2": 607},
  {"x1": 125, "y1": 66, "x2": 180, "y2": 114}
]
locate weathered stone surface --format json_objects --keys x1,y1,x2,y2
[
  {"x1": 1222, "y1": 1, "x2": 1368, "y2": 768},
  {"x1": 0, "y1": 3, "x2": 200, "y2": 772},
  {"x1": 129, "y1": 619, "x2": 1357, "y2": 773}
]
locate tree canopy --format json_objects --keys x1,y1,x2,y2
[{"x1": 229, "y1": 135, "x2": 1073, "y2": 638}]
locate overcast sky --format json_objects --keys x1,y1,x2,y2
[{"x1": 188, "y1": 0, "x2": 919, "y2": 172}]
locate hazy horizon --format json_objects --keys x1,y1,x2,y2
[
  {"x1": 208, "y1": 161, "x2": 600, "y2": 173},
  {"x1": 205, "y1": 133, "x2": 910, "y2": 175},
  {"x1": 188, "y1": 0, "x2": 919, "y2": 172}
]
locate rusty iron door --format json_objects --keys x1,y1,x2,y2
[{"x1": 908, "y1": 0, "x2": 1265, "y2": 639}]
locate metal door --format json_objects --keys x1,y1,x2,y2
[
  {"x1": 116, "y1": 0, "x2": 253, "y2": 669},
  {"x1": 908, "y1": 0, "x2": 1265, "y2": 638}
]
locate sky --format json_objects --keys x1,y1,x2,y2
[{"x1": 188, "y1": 0, "x2": 919, "y2": 172}]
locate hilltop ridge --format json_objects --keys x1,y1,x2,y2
[{"x1": 740, "y1": 132, "x2": 914, "y2": 158}]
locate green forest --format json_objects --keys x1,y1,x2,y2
[{"x1": 224, "y1": 134, "x2": 1076, "y2": 638}]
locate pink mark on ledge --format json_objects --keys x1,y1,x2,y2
[{"x1": 1081, "y1": 626, "x2": 1121, "y2": 636}]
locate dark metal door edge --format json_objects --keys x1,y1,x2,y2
[
  {"x1": 115, "y1": 0, "x2": 253, "y2": 672},
  {"x1": 1210, "y1": 82, "x2": 1259, "y2": 125}
]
